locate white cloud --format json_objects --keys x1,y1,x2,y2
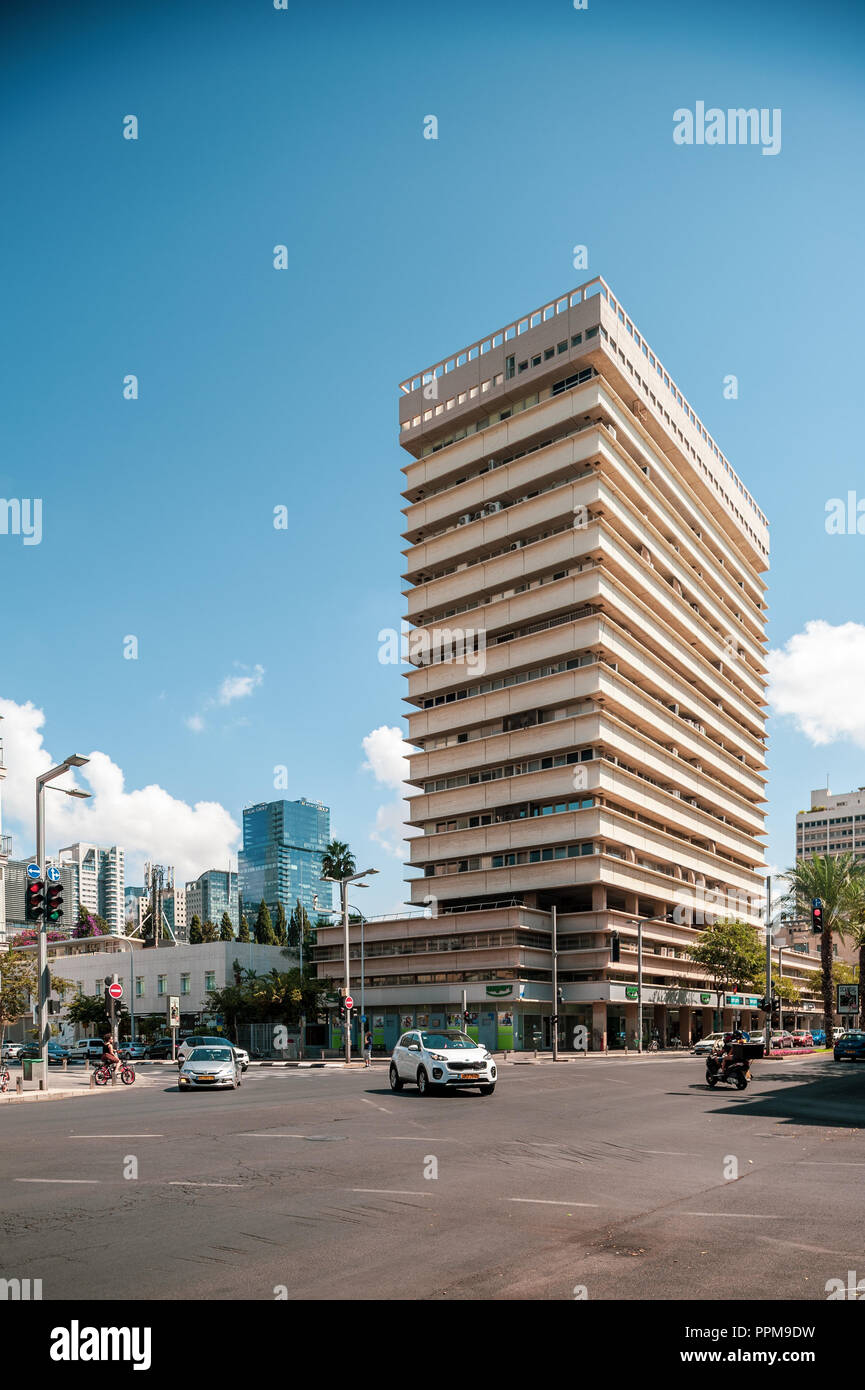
[
  {"x1": 0, "y1": 696, "x2": 239, "y2": 885},
  {"x1": 768, "y1": 620, "x2": 865, "y2": 748},
  {"x1": 217, "y1": 664, "x2": 265, "y2": 706},
  {"x1": 362, "y1": 725, "x2": 415, "y2": 858},
  {"x1": 185, "y1": 714, "x2": 205, "y2": 733}
]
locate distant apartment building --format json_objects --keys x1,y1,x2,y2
[
  {"x1": 185, "y1": 869, "x2": 238, "y2": 932},
  {"x1": 796, "y1": 785, "x2": 865, "y2": 861},
  {"x1": 314, "y1": 277, "x2": 821, "y2": 1048},
  {"x1": 125, "y1": 885, "x2": 147, "y2": 924},
  {"x1": 239, "y1": 799, "x2": 331, "y2": 926},
  {"x1": 58, "y1": 843, "x2": 125, "y2": 934}
]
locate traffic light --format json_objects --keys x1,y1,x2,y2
[
  {"x1": 25, "y1": 878, "x2": 45, "y2": 922},
  {"x1": 810, "y1": 898, "x2": 824, "y2": 934},
  {"x1": 45, "y1": 879, "x2": 64, "y2": 926},
  {"x1": 338, "y1": 1000, "x2": 346, "y2": 1018},
  {"x1": 610, "y1": 932, "x2": 621, "y2": 963},
  {"x1": 557, "y1": 986, "x2": 564, "y2": 1004}
]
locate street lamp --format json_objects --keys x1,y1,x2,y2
[
  {"x1": 36, "y1": 756, "x2": 91, "y2": 1089},
  {"x1": 320, "y1": 867, "x2": 378, "y2": 1062}
]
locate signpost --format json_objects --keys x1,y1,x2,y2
[
  {"x1": 27, "y1": 862, "x2": 41, "y2": 880},
  {"x1": 46, "y1": 866, "x2": 61, "y2": 883},
  {"x1": 108, "y1": 982, "x2": 123, "y2": 1000},
  {"x1": 168, "y1": 996, "x2": 180, "y2": 1060}
]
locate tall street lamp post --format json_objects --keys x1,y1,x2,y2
[
  {"x1": 319, "y1": 873, "x2": 377, "y2": 1062},
  {"x1": 35, "y1": 756, "x2": 90, "y2": 1088}
]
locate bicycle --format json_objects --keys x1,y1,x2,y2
[
  {"x1": 0, "y1": 1066, "x2": 10, "y2": 1093},
  {"x1": 94, "y1": 1061, "x2": 136, "y2": 1086},
  {"x1": 647, "y1": 1039, "x2": 660, "y2": 1052}
]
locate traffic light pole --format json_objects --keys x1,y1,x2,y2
[
  {"x1": 35, "y1": 779, "x2": 48, "y2": 1091},
  {"x1": 765, "y1": 875, "x2": 773, "y2": 1059}
]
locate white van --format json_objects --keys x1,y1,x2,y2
[{"x1": 69, "y1": 1038, "x2": 108, "y2": 1063}]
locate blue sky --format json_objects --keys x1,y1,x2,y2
[{"x1": 2, "y1": 0, "x2": 864, "y2": 909}]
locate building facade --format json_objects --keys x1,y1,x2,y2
[
  {"x1": 238, "y1": 799, "x2": 331, "y2": 926},
  {"x1": 0, "y1": 722, "x2": 8, "y2": 943},
  {"x1": 185, "y1": 869, "x2": 238, "y2": 932},
  {"x1": 4, "y1": 857, "x2": 77, "y2": 940},
  {"x1": 796, "y1": 785, "x2": 865, "y2": 862},
  {"x1": 58, "y1": 842, "x2": 125, "y2": 933},
  {"x1": 314, "y1": 277, "x2": 822, "y2": 1048}
]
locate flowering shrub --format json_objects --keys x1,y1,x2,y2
[
  {"x1": 11, "y1": 928, "x2": 67, "y2": 946},
  {"x1": 72, "y1": 917, "x2": 108, "y2": 939}
]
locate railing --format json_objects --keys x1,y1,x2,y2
[{"x1": 0, "y1": 834, "x2": 11, "y2": 858}]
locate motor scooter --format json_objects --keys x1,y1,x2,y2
[{"x1": 705, "y1": 1051, "x2": 750, "y2": 1090}]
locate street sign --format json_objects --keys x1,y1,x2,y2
[
  {"x1": 108, "y1": 982, "x2": 123, "y2": 1000},
  {"x1": 27, "y1": 863, "x2": 41, "y2": 879},
  {"x1": 46, "y1": 866, "x2": 61, "y2": 882},
  {"x1": 345, "y1": 995, "x2": 354, "y2": 1010}
]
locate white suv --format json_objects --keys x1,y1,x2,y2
[
  {"x1": 389, "y1": 1028, "x2": 496, "y2": 1096},
  {"x1": 176, "y1": 1035, "x2": 249, "y2": 1071}
]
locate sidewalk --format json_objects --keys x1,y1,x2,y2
[{"x1": 0, "y1": 1066, "x2": 135, "y2": 1104}]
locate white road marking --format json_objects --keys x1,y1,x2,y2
[
  {"x1": 358, "y1": 1098, "x2": 391, "y2": 1113},
  {"x1": 507, "y1": 1198, "x2": 600, "y2": 1207},
  {"x1": 69, "y1": 1135, "x2": 164, "y2": 1139},
  {"x1": 16, "y1": 1178, "x2": 100, "y2": 1184},
  {"x1": 167, "y1": 1181, "x2": 243, "y2": 1188},
  {"x1": 351, "y1": 1188, "x2": 431, "y2": 1196},
  {"x1": 681, "y1": 1212, "x2": 782, "y2": 1219},
  {"x1": 639, "y1": 1149, "x2": 702, "y2": 1157},
  {"x1": 756, "y1": 1236, "x2": 862, "y2": 1256},
  {"x1": 799, "y1": 1161, "x2": 865, "y2": 1167}
]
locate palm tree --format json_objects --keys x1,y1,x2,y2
[
  {"x1": 320, "y1": 840, "x2": 356, "y2": 883},
  {"x1": 781, "y1": 853, "x2": 865, "y2": 1040},
  {"x1": 843, "y1": 883, "x2": 865, "y2": 1029}
]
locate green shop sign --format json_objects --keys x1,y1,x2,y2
[
  {"x1": 727, "y1": 995, "x2": 742, "y2": 1006},
  {"x1": 700, "y1": 993, "x2": 711, "y2": 1004},
  {"x1": 485, "y1": 984, "x2": 513, "y2": 997},
  {"x1": 625, "y1": 986, "x2": 639, "y2": 1000}
]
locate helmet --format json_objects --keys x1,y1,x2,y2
[{"x1": 723, "y1": 1033, "x2": 733, "y2": 1043}]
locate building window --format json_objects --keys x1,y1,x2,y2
[
  {"x1": 205, "y1": 971, "x2": 215, "y2": 991},
  {"x1": 157, "y1": 975, "x2": 167, "y2": 997},
  {"x1": 135, "y1": 977, "x2": 143, "y2": 998},
  {"x1": 180, "y1": 974, "x2": 191, "y2": 995}
]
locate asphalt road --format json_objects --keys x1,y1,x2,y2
[{"x1": 2, "y1": 1054, "x2": 863, "y2": 1301}]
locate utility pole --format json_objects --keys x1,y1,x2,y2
[{"x1": 551, "y1": 905, "x2": 559, "y2": 1062}]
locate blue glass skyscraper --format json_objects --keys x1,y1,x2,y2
[{"x1": 238, "y1": 799, "x2": 332, "y2": 926}]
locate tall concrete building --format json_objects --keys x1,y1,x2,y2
[
  {"x1": 58, "y1": 842, "x2": 125, "y2": 934},
  {"x1": 314, "y1": 277, "x2": 809, "y2": 1050},
  {"x1": 0, "y1": 720, "x2": 8, "y2": 943}
]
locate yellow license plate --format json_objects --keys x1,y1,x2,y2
[
  {"x1": 459, "y1": 1073, "x2": 479, "y2": 1081},
  {"x1": 197, "y1": 1075, "x2": 214, "y2": 1081}
]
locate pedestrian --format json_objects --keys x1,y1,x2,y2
[{"x1": 364, "y1": 1029, "x2": 372, "y2": 1068}]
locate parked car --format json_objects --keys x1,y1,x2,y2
[
  {"x1": 119, "y1": 1041, "x2": 148, "y2": 1061},
  {"x1": 176, "y1": 1035, "x2": 248, "y2": 1071},
  {"x1": 833, "y1": 1030, "x2": 865, "y2": 1062},
  {"x1": 177, "y1": 1045, "x2": 242, "y2": 1091},
  {"x1": 811, "y1": 1029, "x2": 826, "y2": 1045},
  {"x1": 145, "y1": 1038, "x2": 176, "y2": 1059},
  {"x1": 791, "y1": 1030, "x2": 814, "y2": 1047},
  {"x1": 693, "y1": 1033, "x2": 728, "y2": 1056},
  {"x1": 832, "y1": 1027, "x2": 847, "y2": 1042},
  {"x1": 1, "y1": 1042, "x2": 24, "y2": 1060},
  {"x1": 769, "y1": 1031, "x2": 795, "y2": 1051},
  {"x1": 389, "y1": 1028, "x2": 496, "y2": 1096},
  {"x1": 69, "y1": 1038, "x2": 109, "y2": 1063},
  {"x1": 18, "y1": 1041, "x2": 70, "y2": 1065}
]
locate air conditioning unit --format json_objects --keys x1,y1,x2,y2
[
  {"x1": 509, "y1": 541, "x2": 521, "y2": 551},
  {"x1": 486, "y1": 501, "x2": 503, "y2": 514},
  {"x1": 458, "y1": 514, "x2": 472, "y2": 526}
]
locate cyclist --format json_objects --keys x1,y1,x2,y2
[{"x1": 100, "y1": 1033, "x2": 121, "y2": 1077}]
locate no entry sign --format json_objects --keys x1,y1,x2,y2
[
  {"x1": 108, "y1": 982, "x2": 123, "y2": 1000},
  {"x1": 345, "y1": 996, "x2": 354, "y2": 1010}
]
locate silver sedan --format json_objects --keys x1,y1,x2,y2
[{"x1": 177, "y1": 1046, "x2": 242, "y2": 1091}]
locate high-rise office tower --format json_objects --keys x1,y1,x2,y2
[
  {"x1": 58, "y1": 842, "x2": 125, "y2": 934},
  {"x1": 238, "y1": 799, "x2": 331, "y2": 926}
]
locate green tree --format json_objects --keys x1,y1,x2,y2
[
  {"x1": 65, "y1": 993, "x2": 131, "y2": 1040},
  {"x1": 275, "y1": 901, "x2": 288, "y2": 946},
  {"x1": 781, "y1": 853, "x2": 865, "y2": 1040},
  {"x1": 254, "y1": 899, "x2": 276, "y2": 945},
  {"x1": 684, "y1": 919, "x2": 764, "y2": 1021},
  {"x1": 200, "y1": 919, "x2": 218, "y2": 943},
  {"x1": 288, "y1": 899, "x2": 312, "y2": 951},
  {"x1": 189, "y1": 914, "x2": 203, "y2": 944},
  {"x1": 0, "y1": 952, "x2": 68, "y2": 1040},
  {"x1": 219, "y1": 912, "x2": 234, "y2": 941},
  {"x1": 237, "y1": 913, "x2": 251, "y2": 943},
  {"x1": 320, "y1": 839, "x2": 356, "y2": 884}
]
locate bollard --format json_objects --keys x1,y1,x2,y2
[
  {"x1": 62, "y1": 1059, "x2": 68, "y2": 1072},
  {"x1": 89, "y1": 1070, "x2": 96, "y2": 1089},
  {"x1": 16, "y1": 1076, "x2": 22, "y2": 1094}
]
